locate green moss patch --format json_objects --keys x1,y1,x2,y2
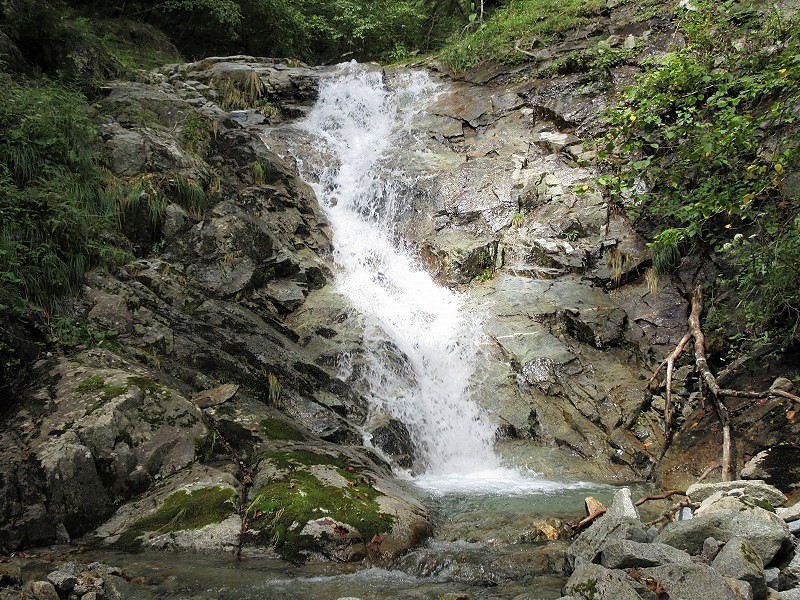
[
  {"x1": 76, "y1": 375, "x2": 105, "y2": 392},
  {"x1": 115, "y1": 486, "x2": 237, "y2": 551},
  {"x1": 247, "y1": 470, "x2": 394, "y2": 560},
  {"x1": 126, "y1": 376, "x2": 165, "y2": 394},
  {"x1": 260, "y1": 418, "x2": 306, "y2": 441},
  {"x1": 101, "y1": 384, "x2": 128, "y2": 401},
  {"x1": 253, "y1": 449, "x2": 349, "y2": 471}
]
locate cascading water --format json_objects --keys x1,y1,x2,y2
[{"x1": 282, "y1": 62, "x2": 581, "y2": 494}]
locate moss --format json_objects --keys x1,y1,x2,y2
[
  {"x1": 253, "y1": 449, "x2": 348, "y2": 471},
  {"x1": 101, "y1": 384, "x2": 128, "y2": 401},
  {"x1": 260, "y1": 418, "x2": 306, "y2": 441},
  {"x1": 247, "y1": 471, "x2": 394, "y2": 560},
  {"x1": 76, "y1": 375, "x2": 104, "y2": 392},
  {"x1": 749, "y1": 498, "x2": 776, "y2": 513},
  {"x1": 126, "y1": 376, "x2": 165, "y2": 394},
  {"x1": 572, "y1": 578, "x2": 598, "y2": 599},
  {"x1": 114, "y1": 486, "x2": 237, "y2": 551}
]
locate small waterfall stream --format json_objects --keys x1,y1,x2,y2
[
  {"x1": 291, "y1": 62, "x2": 499, "y2": 479},
  {"x1": 283, "y1": 62, "x2": 575, "y2": 495}
]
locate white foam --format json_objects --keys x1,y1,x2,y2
[{"x1": 412, "y1": 468, "x2": 593, "y2": 496}]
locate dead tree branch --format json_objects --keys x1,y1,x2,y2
[{"x1": 634, "y1": 490, "x2": 687, "y2": 506}]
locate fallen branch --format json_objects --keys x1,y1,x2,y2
[
  {"x1": 514, "y1": 39, "x2": 541, "y2": 58},
  {"x1": 697, "y1": 463, "x2": 721, "y2": 482},
  {"x1": 688, "y1": 288, "x2": 734, "y2": 481},
  {"x1": 644, "y1": 498, "x2": 698, "y2": 527},
  {"x1": 634, "y1": 489, "x2": 687, "y2": 506},
  {"x1": 574, "y1": 508, "x2": 606, "y2": 530}
]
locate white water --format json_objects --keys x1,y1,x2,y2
[{"x1": 284, "y1": 62, "x2": 584, "y2": 495}]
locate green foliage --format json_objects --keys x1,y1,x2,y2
[
  {"x1": 440, "y1": 0, "x2": 605, "y2": 71},
  {"x1": 181, "y1": 113, "x2": 214, "y2": 157},
  {"x1": 76, "y1": 375, "x2": 105, "y2": 392},
  {"x1": 0, "y1": 74, "x2": 120, "y2": 313},
  {"x1": 115, "y1": 486, "x2": 237, "y2": 551},
  {"x1": 252, "y1": 161, "x2": 266, "y2": 186},
  {"x1": 267, "y1": 372, "x2": 281, "y2": 406},
  {"x1": 47, "y1": 315, "x2": 118, "y2": 348},
  {"x1": 597, "y1": 0, "x2": 800, "y2": 341}
]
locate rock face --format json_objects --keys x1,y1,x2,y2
[
  {"x1": 560, "y1": 483, "x2": 799, "y2": 600},
  {"x1": 0, "y1": 59, "x2": 428, "y2": 560},
  {"x1": 0, "y1": 13, "x2": 783, "y2": 559}
]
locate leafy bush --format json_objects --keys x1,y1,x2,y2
[{"x1": 597, "y1": 0, "x2": 800, "y2": 341}]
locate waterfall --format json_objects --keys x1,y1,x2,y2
[
  {"x1": 281, "y1": 62, "x2": 573, "y2": 494},
  {"x1": 293, "y1": 62, "x2": 499, "y2": 475}
]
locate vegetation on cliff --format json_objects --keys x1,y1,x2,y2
[{"x1": 598, "y1": 0, "x2": 800, "y2": 347}]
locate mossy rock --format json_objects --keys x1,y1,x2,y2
[
  {"x1": 115, "y1": 486, "x2": 237, "y2": 551},
  {"x1": 247, "y1": 450, "x2": 394, "y2": 561}
]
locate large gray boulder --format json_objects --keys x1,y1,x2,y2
[
  {"x1": 639, "y1": 563, "x2": 740, "y2": 600},
  {"x1": 600, "y1": 539, "x2": 693, "y2": 569},
  {"x1": 565, "y1": 488, "x2": 648, "y2": 573},
  {"x1": 654, "y1": 508, "x2": 790, "y2": 565},
  {"x1": 712, "y1": 537, "x2": 766, "y2": 600},
  {"x1": 686, "y1": 480, "x2": 787, "y2": 508}
]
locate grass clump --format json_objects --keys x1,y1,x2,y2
[
  {"x1": 440, "y1": 0, "x2": 606, "y2": 71},
  {"x1": 0, "y1": 74, "x2": 118, "y2": 314},
  {"x1": 115, "y1": 486, "x2": 237, "y2": 551},
  {"x1": 76, "y1": 375, "x2": 105, "y2": 393}
]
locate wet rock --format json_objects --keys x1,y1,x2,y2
[
  {"x1": 369, "y1": 417, "x2": 416, "y2": 469},
  {"x1": 244, "y1": 445, "x2": 429, "y2": 563},
  {"x1": 104, "y1": 574, "x2": 157, "y2": 600}
]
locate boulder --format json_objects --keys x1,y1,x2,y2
[
  {"x1": 600, "y1": 539, "x2": 693, "y2": 569},
  {"x1": 686, "y1": 480, "x2": 787, "y2": 508},
  {"x1": 563, "y1": 562, "x2": 641, "y2": 600},
  {"x1": 712, "y1": 537, "x2": 767, "y2": 600},
  {"x1": 565, "y1": 488, "x2": 648, "y2": 573},
  {"x1": 654, "y1": 508, "x2": 790, "y2": 565},
  {"x1": 639, "y1": 563, "x2": 739, "y2": 600},
  {"x1": 742, "y1": 447, "x2": 800, "y2": 494}
]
